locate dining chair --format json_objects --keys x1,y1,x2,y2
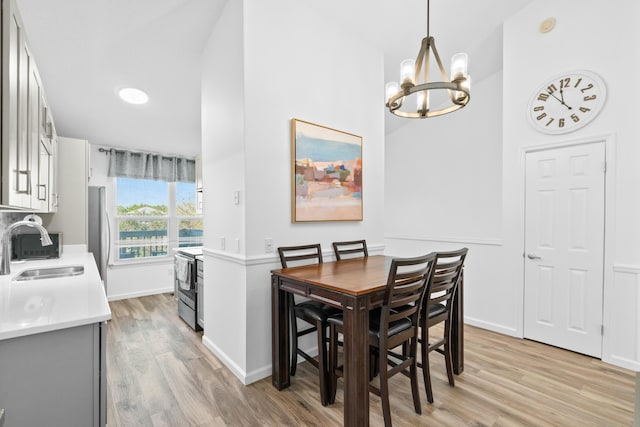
[
  {"x1": 332, "y1": 240, "x2": 368, "y2": 260},
  {"x1": 327, "y1": 253, "x2": 437, "y2": 426},
  {"x1": 277, "y1": 244, "x2": 339, "y2": 406},
  {"x1": 419, "y1": 247, "x2": 468, "y2": 403}
]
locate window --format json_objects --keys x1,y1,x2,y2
[{"x1": 115, "y1": 178, "x2": 202, "y2": 261}]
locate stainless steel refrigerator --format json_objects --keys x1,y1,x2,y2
[{"x1": 88, "y1": 186, "x2": 111, "y2": 292}]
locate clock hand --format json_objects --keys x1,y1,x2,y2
[{"x1": 548, "y1": 90, "x2": 572, "y2": 110}]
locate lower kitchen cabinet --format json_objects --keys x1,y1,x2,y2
[{"x1": 0, "y1": 322, "x2": 106, "y2": 427}]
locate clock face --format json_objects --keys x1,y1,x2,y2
[{"x1": 527, "y1": 70, "x2": 606, "y2": 134}]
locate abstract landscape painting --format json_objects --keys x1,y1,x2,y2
[{"x1": 291, "y1": 118, "x2": 363, "y2": 222}]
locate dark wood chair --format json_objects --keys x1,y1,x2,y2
[
  {"x1": 328, "y1": 253, "x2": 437, "y2": 426},
  {"x1": 332, "y1": 240, "x2": 368, "y2": 260},
  {"x1": 419, "y1": 247, "x2": 468, "y2": 403},
  {"x1": 277, "y1": 244, "x2": 339, "y2": 406}
]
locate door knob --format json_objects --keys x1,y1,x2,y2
[{"x1": 527, "y1": 253, "x2": 542, "y2": 260}]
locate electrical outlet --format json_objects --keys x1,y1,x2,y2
[
  {"x1": 235, "y1": 238, "x2": 240, "y2": 253},
  {"x1": 219, "y1": 236, "x2": 226, "y2": 250},
  {"x1": 265, "y1": 238, "x2": 274, "y2": 253}
]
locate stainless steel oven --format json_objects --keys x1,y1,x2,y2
[{"x1": 175, "y1": 249, "x2": 202, "y2": 331}]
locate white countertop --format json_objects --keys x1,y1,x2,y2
[{"x1": 0, "y1": 250, "x2": 111, "y2": 341}]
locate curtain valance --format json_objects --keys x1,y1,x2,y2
[{"x1": 107, "y1": 149, "x2": 195, "y2": 182}]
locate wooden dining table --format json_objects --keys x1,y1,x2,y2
[{"x1": 271, "y1": 255, "x2": 464, "y2": 426}]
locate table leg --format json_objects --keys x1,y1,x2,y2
[
  {"x1": 452, "y1": 270, "x2": 464, "y2": 374},
  {"x1": 271, "y1": 275, "x2": 290, "y2": 389},
  {"x1": 342, "y1": 296, "x2": 369, "y2": 426}
]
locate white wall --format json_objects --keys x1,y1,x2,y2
[
  {"x1": 386, "y1": 0, "x2": 640, "y2": 370},
  {"x1": 200, "y1": 0, "x2": 386, "y2": 383},
  {"x1": 503, "y1": 0, "x2": 640, "y2": 370},
  {"x1": 200, "y1": 0, "x2": 248, "y2": 376}
]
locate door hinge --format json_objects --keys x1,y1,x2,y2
[
  {"x1": 602, "y1": 161, "x2": 607, "y2": 173},
  {"x1": 601, "y1": 324, "x2": 604, "y2": 336}
]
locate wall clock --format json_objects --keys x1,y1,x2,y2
[{"x1": 527, "y1": 70, "x2": 606, "y2": 134}]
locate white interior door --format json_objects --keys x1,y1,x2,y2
[{"x1": 524, "y1": 142, "x2": 605, "y2": 357}]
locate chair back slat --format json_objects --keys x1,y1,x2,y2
[
  {"x1": 277, "y1": 244, "x2": 323, "y2": 268},
  {"x1": 379, "y1": 253, "x2": 437, "y2": 334},
  {"x1": 423, "y1": 248, "x2": 468, "y2": 319},
  {"x1": 332, "y1": 240, "x2": 368, "y2": 261}
]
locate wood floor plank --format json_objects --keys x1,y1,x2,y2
[{"x1": 107, "y1": 293, "x2": 634, "y2": 426}]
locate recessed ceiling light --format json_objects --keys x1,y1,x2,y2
[{"x1": 118, "y1": 87, "x2": 149, "y2": 105}]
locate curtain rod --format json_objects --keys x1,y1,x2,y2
[{"x1": 96, "y1": 146, "x2": 195, "y2": 160}]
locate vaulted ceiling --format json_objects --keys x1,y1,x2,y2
[{"x1": 16, "y1": 0, "x2": 534, "y2": 157}]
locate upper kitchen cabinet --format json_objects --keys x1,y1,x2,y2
[{"x1": 1, "y1": 0, "x2": 58, "y2": 212}]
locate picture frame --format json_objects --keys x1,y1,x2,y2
[{"x1": 291, "y1": 118, "x2": 363, "y2": 222}]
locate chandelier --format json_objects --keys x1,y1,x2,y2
[{"x1": 385, "y1": 0, "x2": 470, "y2": 118}]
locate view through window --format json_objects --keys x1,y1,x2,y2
[{"x1": 116, "y1": 178, "x2": 202, "y2": 260}]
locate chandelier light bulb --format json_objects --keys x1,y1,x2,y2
[
  {"x1": 400, "y1": 59, "x2": 416, "y2": 87},
  {"x1": 385, "y1": 81, "x2": 399, "y2": 104},
  {"x1": 450, "y1": 53, "x2": 468, "y2": 81},
  {"x1": 417, "y1": 91, "x2": 429, "y2": 112}
]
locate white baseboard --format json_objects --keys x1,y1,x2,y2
[
  {"x1": 201, "y1": 335, "x2": 320, "y2": 385},
  {"x1": 202, "y1": 334, "x2": 251, "y2": 385},
  {"x1": 107, "y1": 287, "x2": 173, "y2": 301},
  {"x1": 605, "y1": 355, "x2": 640, "y2": 372},
  {"x1": 464, "y1": 316, "x2": 520, "y2": 337}
]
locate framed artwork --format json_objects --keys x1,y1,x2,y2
[{"x1": 291, "y1": 118, "x2": 363, "y2": 222}]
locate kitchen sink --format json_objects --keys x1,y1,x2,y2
[{"x1": 13, "y1": 265, "x2": 85, "y2": 281}]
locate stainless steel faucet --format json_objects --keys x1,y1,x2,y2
[{"x1": 1, "y1": 220, "x2": 53, "y2": 275}]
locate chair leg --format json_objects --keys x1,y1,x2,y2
[
  {"x1": 421, "y1": 325, "x2": 434, "y2": 404},
  {"x1": 328, "y1": 323, "x2": 338, "y2": 404},
  {"x1": 378, "y1": 348, "x2": 392, "y2": 427},
  {"x1": 369, "y1": 347, "x2": 379, "y2": 380},
  {"x1": 444, "y1": 320, "x2": 455, "y2": 386},
  {"x1": 409, "y1": 338, "x2": 422, "y2": 414},
  {"x1": 289, "y1": 296, "x2": 298, "y2": 377},
  {"x1": 316, "y1": 320, "x2": 329, "y2": 406}
]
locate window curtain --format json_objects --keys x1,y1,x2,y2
[{"x1": 107, "y1": 149, "x2": 195, "y2": 182}]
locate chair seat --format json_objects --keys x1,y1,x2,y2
[
  {"x1": 427, "y1": 303, "x2": 446, "y2": 318},
  {"x1": 294, "y1": 300, "x2": 341, "y2": 323},
  {"x1": 328, "y1": 310, "x2": 412, "y2": 340}
]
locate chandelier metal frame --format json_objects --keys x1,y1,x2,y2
[{"x1": 386, "y1": 0, "x2": 470, "y2": 118}]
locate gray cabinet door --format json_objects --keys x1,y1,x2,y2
[{"x1": 0, "y1": 323, "x2": 104, "y2": 426}]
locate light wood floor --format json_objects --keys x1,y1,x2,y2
[{"x1": 107, "y1": 293, "x2": 634, "y2": 426}]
